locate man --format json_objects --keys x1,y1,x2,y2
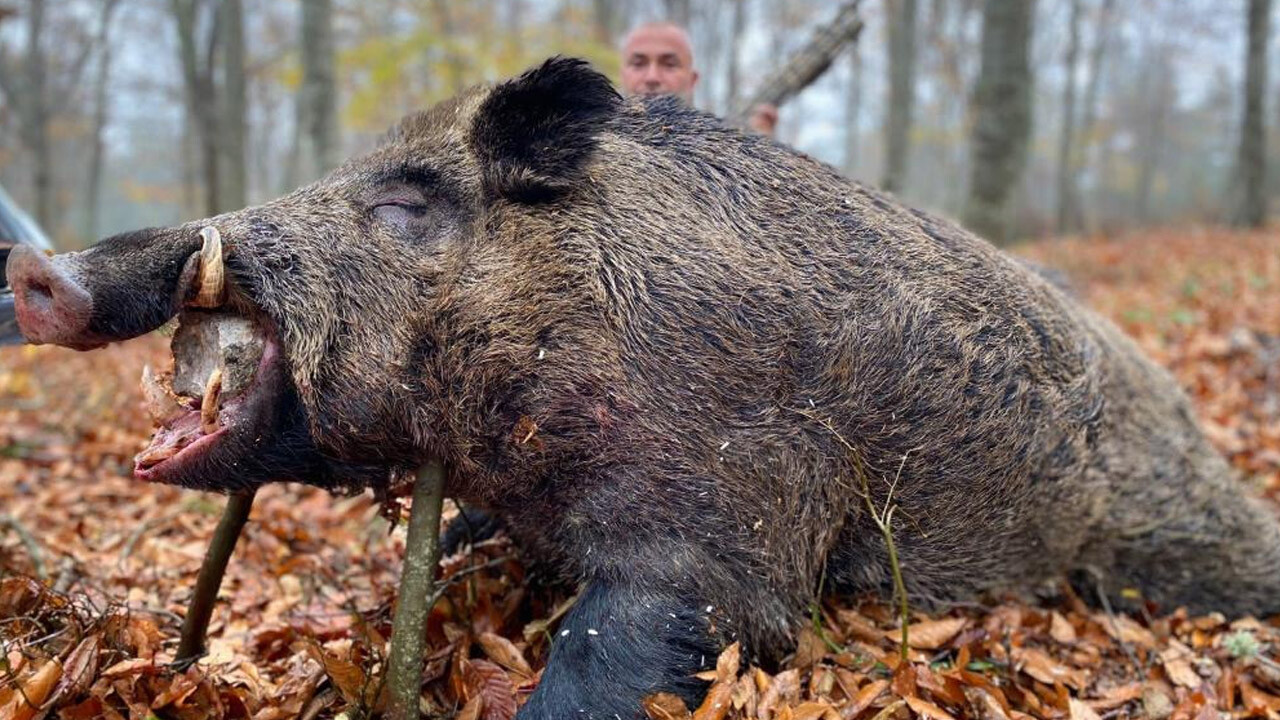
[{"x1": 619, "y1": 21, "x2": 778, "y2": 136}]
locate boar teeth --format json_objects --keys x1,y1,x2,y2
[
  {"x1": 200, "y1": 367, "x2": 223, "y2": 434},
  {"x1": 190, "y1": 226, "x2": 225, "y2": 308},
  {"x1": 140, "y1": 364, "x2": 181, "y2": 422}
]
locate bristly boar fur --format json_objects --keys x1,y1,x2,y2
[{"x1": 9, "y1": 58, "x2": 1280, "y2": 718}]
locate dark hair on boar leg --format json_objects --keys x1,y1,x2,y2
[{"x1": 14, "y1": 56, "x2": 1280, "y2": 719}]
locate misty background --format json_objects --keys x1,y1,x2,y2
[{"x1": 0, "y1": 0, "x2": 1273, "y2": 250}]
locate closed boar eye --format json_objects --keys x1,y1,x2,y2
[{"x1": 373, "y1": 202, "x2": 428, "y2": 227}]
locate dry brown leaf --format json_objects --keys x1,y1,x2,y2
[
  {"x1": 1095, "y1": 613, "x2": 1156, "y2": 648},
  {"x1": 302, "y1": 642, "x2": 369, "y2": 707},
  {"x1": 644, "y1": 692, "x2": 693, "y2": 720},
  {"x1": 902, "y1": 617, "x2": 966, "y2": 650},
  {"x1": 1067, "y1": 697, "x2": 1101, "y2": 720},
  {"x1": 456, "y1": 694, "x2": 485, "y2": 720},
  {"x1": 1241, "y1": 680, "x2": 1280, "y2": 715},
  {"x1": 51, "y1": 633, "x2": 100, "y2": 704},
  {"x1": 99, "y1": 658, "x2": 153, "y2": 679},
  {"x1": 757, "y1": 669, "x2": 801, "y2": 720},
  {"x1": 906, "y1": 695, "x2": 957, "y2": 720},
  {"x1": 3, "y1": 658, "x2": 62, "y2": 720},
  {"x1": 1011, "y1": 647, "x2": 1087, "y2": 690},
  {"x1": 793, "y1": 628, "x2": 828, "y2": 668},
  {"x1": 693, "y1": 681, "x2": 734, "y2": 720},
  {"x1": 478, "y1": 632, "x2": 534, "y2": 677},
  {"x1": 716, "y1": 642, "x2": 742, "y2": 682},
  {"x1": 1159, "y1": 641, "x2": 1202, "y2": 689},
  {"x1": 836, "y1": 610, "x2": 886, "y2": 644},
  {"x1": 867, "y1": 699, "x2": 906, "y2": 720},
  {"x1": 963, "y1": 687, "x2": 1011, "y2": 720},
  {"x1": 1084, "y1": 683, "x2": 1142, "y2": 712},
  {"x1": 732, "y1": 673, "x2": 758, "y2": 716},
  {"x1": 841, "y1": 679, "x2": 888, "y2": 718},
  {"x1": 463, "y1": 658, "x2": 517, "y2": 720},
  {"x1": 1049, "y1": 613, "x2": 1077, "y2": 644},
  {"x1": 790, "y1": 700, "x2": 838, "y2": 720}
]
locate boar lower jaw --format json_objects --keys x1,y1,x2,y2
[{"x1": 134, "y1": 311, "x2": 281, "y2": 486}]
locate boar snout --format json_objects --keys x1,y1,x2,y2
[{"x1": 6, "y1": 244, "x2": 98, "y2": 349}]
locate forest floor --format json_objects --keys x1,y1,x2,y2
[{"x1": 1, "y1": 227, "x2": 1279, "y2": 720}]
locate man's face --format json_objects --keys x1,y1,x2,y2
[{"x1": 620, "y1": 25, "x2": 698, "y2": 103}]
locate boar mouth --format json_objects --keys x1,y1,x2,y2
[{"x1": 133, "y1": 309, "x2": 285, "y2": 487}]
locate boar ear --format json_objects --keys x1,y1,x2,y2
[{"x1": 470, "y1": 56, "x2": 620, "y2": 203}]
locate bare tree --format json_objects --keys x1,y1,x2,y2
[
  {"x1": 171, "y1": 0, "x2": 248, "y2": 215},
  {"x1": 881, "y1": 0, "x2": 918, "y2": 194},
  {"x1": 0, "y1": 0, "x2": 53, "y2": 231},
  {"x1": 1134, "y1": 45, "x2": 1173, "y2": 223},
  {"x1": 723, "y1": 0, "x2": 748, "y2": 113},
  {"x1": 962, "y1": 0, "x2": 1034, "y2": 244},
  {"x1": 1229, "y1": 0, "x2": 1271, "y2": 227},
  {"x1": 1053, "y1": 0, "x2": 1082, "y2": 235},
  {"x1": 84, "y1": 0, "x2": 123, "y2": 240},
  {"x1": 843, "y1": 44, "x2": 863, "y2": 176},
  {"x1": 1074, "y1": 0, "x2": 1115, "y2": 232},
  {"x1": 662, "y1": 0, "x2": 691, "y2": 26},
  {"x1": 220, "y1": 0, "x2": 247, "y2": 209},
  {"x1": 172, "y1": 0, "x2": 222, "y2": 215},
  {"x1": 289, "y1": 0, "x2": 338, "y2": 187},
  {"x1": 591, "y1": 0, "x2": 633, "y2": 47}
]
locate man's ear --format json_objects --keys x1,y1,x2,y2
[{"x1": 469, "y1": 56, "x2": 621, "y2": 203}]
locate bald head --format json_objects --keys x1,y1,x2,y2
[{"x1": 620, "y1": 22, "x2": 699, "y2": 103}]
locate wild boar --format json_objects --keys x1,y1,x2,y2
[{"x1": 8, "y1": 58, "x2": 1280, "y2": 718}]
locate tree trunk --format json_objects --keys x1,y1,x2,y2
[
  {"x1": 172, "y1": 0, "x2": 221, "y2": 216},
  {"x1": 1053, "y1": 0, "x2": 1082, "y2": 235},
  {"x1": 962, "y1": 0, "x2": 1034, "y2": 245},
  {"x1": 723, "y1": 0, "x2": 747, "y2": 113},
  {"x1": 662, "y1": 0, "x2": 691, "y2": 27},
  {"x1": 1230, "y1": 0, "x2": 1271, "y2": 227},
  {"x1": 24, "y1": 0, "x2": 53, "y2": 234},
  {"x1": 842, "y1": 45, "x2": 863, "y2": 176},
  {"x1": 219, "y1": 0, "x2": 247, "y2": 210},
  {"x1": 85, "y1": 0, "x2": 122, "y2": 240},
  {"x1": 291, "y1": 0, "x2": 337, "y2": 187},
  {"x1": 1135, "y1": 48, "x2": 1172, "y2": 224},
  {"x1": 1075, "y1": 0, "x2": 1116, "y2": 233},
  {"x1": 881, "y1": 0, "x2": 917, "y2": 194}
]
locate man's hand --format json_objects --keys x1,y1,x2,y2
[{"x1": 748, "y1": 103, "x2": 779, "y2": 136}]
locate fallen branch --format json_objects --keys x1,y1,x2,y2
[
  {"x1": 172, "y1": 489, "x2": 256, "y2": 670},
  {"x1": 386, "y1": 459, "x2": 446, "y2": 720}
]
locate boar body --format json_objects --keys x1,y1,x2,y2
[{"x1": 9, "y1": 59, "x2": 1280, "y2": 718}]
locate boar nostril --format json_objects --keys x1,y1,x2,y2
[
  {"x1": 26, "y1": 280, "x2": 52, "y2": 304},
  {"x1": 6, "y1": 245, "x2": 95, "y2": 345}
]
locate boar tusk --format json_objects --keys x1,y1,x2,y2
[
  {"x1": 190, "y1": 226, "x2": 225, "y2": 308},
  {"x1": 201, "y1": 367, "x2": 223, "y2": 435}
]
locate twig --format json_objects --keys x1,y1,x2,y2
[
  {"x1": 172, "y1": 490, "x2": 256, "y2": 670},
  {"x1": 386, "y1": 459, "x2": 446, "y2": 720},
  {"x1": 429, "y1": 554, "x2": 517, "y2": 610},
  {"x1": 299, "y1": 684, "x2": 338, "y2": 720},
  {"x1": 1086, "y1": 565, "x2": 1144, "y2": 674},
  {"x1": 117, "y1": 511, "x2": 182, "y2": 567},
  {"x1": 51, "y1": 557, "x2": 76, "y2": 594},
  {"x1": 797, "y1": 408, "x2": 911, "y2": 659},
  {"x1": 0, "y1": 513, "x2": 46, "y2": 579}
]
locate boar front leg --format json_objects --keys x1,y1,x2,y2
[{"x1": 518, "y1": 578, "x2": 719, "y2": 719}]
